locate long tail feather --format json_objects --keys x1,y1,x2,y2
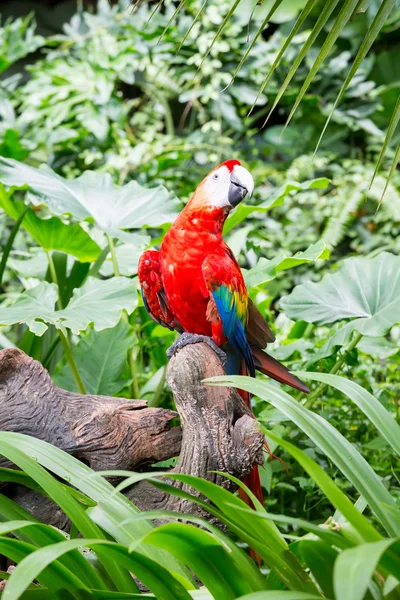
[{"x1": 252, "y1": 347, "x2": 310, "y2": 393}]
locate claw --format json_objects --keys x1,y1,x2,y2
[{"x1": 167, "y1": 333, "x2": 227, "y2": 366}]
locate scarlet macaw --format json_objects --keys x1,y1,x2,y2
[{"x1": 138, "y1": 160, "x2": 309, "y2": 505}]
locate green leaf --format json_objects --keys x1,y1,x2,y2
[
  {"x1": 334, "y1": 539, "x2": 400, "y2": 600},
  {"x1": 53, "y1": 318, "x2": 134, "y2": 395},
  {"x1": 225, "y1": 507, "x2": 349, "y2": 549},
  {"x1": 0, "y1": 277, "x2": 137, "y2": 336},
  {"x1": 245, "y1": 240, "x2": 330, "y2": 289},
  {"x1": 196, "y1": 0, "x2": 243, "y2": 72},
  {"x1": 4, "y1": 538, "x2": 192, "y2": 600},
  {"x1": 248, "y1": 0, "x2": 317, "y2": 115},
  {"x1": 281, "y1": 252, "x2": 400, "y2": 360},
  {"x1": 206, "y1": 376, "x2": 398, "y2": 537},
  {"x1": 295, "y1": 372, "x2": 400, "y2": 456},
  {"x1": 283, "y1": 0, "x2": 365, "y2": 131},
  {"x1": 0, "y1": 432, "x2": 192, "y2": 585},
  {"x1": 0, "y1": 157, "x2": 180, "y2": 233},
  {"x1": 378, "y1": 143, "x2": 400, "y2": 208},
  {"x1": 315, "y1": 0, "x2": 398, "y2": 155},
  {"x1": 370, "y1": 95, "x2": 400, "y2": 189},
  {"x1": 119, "y1": 507, "x2": 266, "y2": 591},
  {"x1": 144, "y1": 523, "x2": 264, "y2": 599},
  {"x1": 224, "y1": 178, "x2": 329, "y2": 234},
  {"x1": 226, "y1": 0, "x2": 285, "y2": 87},
  {"x1": 0, "y1": 520, "x2": 105, "y2": 591},
  {"x1": 0, "y1": 187, "x2": 101, "y2": 262},
  {"x1": 176, "y1": 0, "x2": 211, "y2": 54},
  {"x1": 263, "y1": 0, "x2": 340, "y2": 126},
  {"x1": 146, "y1": 474, "x2": 318, "y2": 594},
  {"x1": 298, "y1": 541, "x2": 337, "y2": 599},
  {"x1": 0, "y1": 537, "x2": 90, "y2": 595},
  {"x1": 0, "y1": 457, "x2": 136, "y2": 593},
  {"x1": 235, "y1": 592, "x2": 323, "y2": 599}
]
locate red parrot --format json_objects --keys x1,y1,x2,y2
[{"x1": 138, "y1": 159, "x2": 309, "y2": 510}]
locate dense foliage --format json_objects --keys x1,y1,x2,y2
[{"x1": 0, "y1": 0, "x2": 399, "y2": 598}]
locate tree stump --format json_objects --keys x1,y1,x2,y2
[{"x1": 0, "y1": 342, "x2": 264, "y2": 527}]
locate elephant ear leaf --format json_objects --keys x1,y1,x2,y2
[
  {"x1": 280, "y1": 252, "x2": 400, "y2": 362},
  {"x1": 0, "y1": 277, "x2": 137, "y2": 336},
  {"x1": 0, "y1": 157, "x2": 181, "y2": 233}
]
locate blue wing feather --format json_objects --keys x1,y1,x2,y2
[{"x1": 211, "y1": 286, "x2": 255, "y2": 377}]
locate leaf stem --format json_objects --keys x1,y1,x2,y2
[
  {"x1": 129, "y1": 348, "x2": 141, "y2": 399},
  {"x1": 42, "y1": 335, "x2": 61, "y2": 369},
  {"x1": 106, "y1": 234, "x2": 120, "y2": 277},
  {"x1": 58, "y1": 328, "x2": 87, "y2": 395},
  {"x1": 46, "y1": 251, "x2": 63, "y2": 310},
  {"x1": 0, "y1": 207, "x2": 29, "y2": 287},
  {"x1": 46, "y1": 251, "x2": 86, "y2": 394},
  {"x1": 149, "y1": 365, "x2": 167, "y2": 407},
  {"x1": 302, "y1": 331, "x2": 363, "y2": 409},
  {"x1": 88, "y1": 244, "x2": 110, "y2": 279}
]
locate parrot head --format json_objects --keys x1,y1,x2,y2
[{"x1": 201, "y1": 159, "x2": 254, "y2": 209}]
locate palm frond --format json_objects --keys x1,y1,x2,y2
[
  {"x1": 376, "y1": 143, "x2": 400, "y2": 210},
  {"x1": 370, "y1": 95, "x2": 400, "y2": 188},
  {"x1": 314, "y1": 0, "x2": 398, "y2": 157},
  {"x1": 281, "y1": 0, "x2": 361, "y2": 134},
  {"x1": 262, "y1": 0, "x2": 340, "y2": 127},
  {"x1": 222, "y1": 0, "x2": 285, "y2": 91},
  {"x1": 248, "y1": 0, "x2": 318, "y2": 116}
]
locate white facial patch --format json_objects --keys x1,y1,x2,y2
[
  {"x1": 203, "y1": 165, "x2": 232, "y2": 208},
  {"x1": 202, "y1": 164, "x2": 254, "y2": 208}
]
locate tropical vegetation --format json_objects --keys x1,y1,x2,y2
[{"x1": 0, "y1": 0, "x2": 399, "y2": 598}]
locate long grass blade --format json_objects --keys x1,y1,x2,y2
[
  {"x1": 237, "y1": 593, "x2": 323, "y2": 600},
  {"x1": 196, "y1": 0, "x2": 242, "y2": 73},
  {"x1": 175, "y1": 0, "x2": 211, "y2": 54},
  {"x1": 144, "y1": 0, "x2": 165, "y2": 29},
  {"x1": 0, "y1": 537, "x2": 91, "y2": 594},
  {"x1": 377, "y1": 143, "x2": 400, "y2": 208},
  {"x1": 158, "y1": 0, "x2": 187, "y2": 43},
  {"x1": 5, "y1": 538, "x2": 192, "y2": 600},
  {"x1": 282, "y1": 0, "x2": 361, "y2": 133},
  {"x1": 263, "y1": 0, "x2": 340, "y2": 127},
  {"x1": 334, "y1": 539, "x2": 400, "y2": 600},
  {"x1": 121, "y1": 508, "x2": 267, "y2": 589},
  {"x1": 260, "y1": 429, "x2": 382, "y2": 543},
  {"x1": 223, "y1": 0, "x2": 285, "y2": 90},
  {"x1": 225, "y1": 505, "x2": 351, "y2": 549},
  {"x1": 295, "y1": 371, "x2": 400, "y2": 455},
  {"x1": 0, "y1": 519, "x2": 105, "y2": 590},
  {"x1": 248, "y1": 0, "x2": 317, "y2": 116},
  {"x1": 0, "y1": 433, "x2": 191, "y2": 585},
  {"x1": 207, "y1": 376, "x2": 398, "y2": 537},
  {"x1": 144, "y1": 476, "x2": 317, "y2": 593},
  {"x1": 144, "y1": 523, "x2": 265, "y2": 599},
  {"x1": 314, "y1": 0, "x2": 397, "y2": 156}
]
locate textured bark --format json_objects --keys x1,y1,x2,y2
[
  {"x1": 0, "y1": 348, "x2": 181, "y2": 472},
  {"x1": 0, "y1": 342, "x2": 263, "y2": 527}
]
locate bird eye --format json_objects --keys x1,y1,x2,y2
[{"x1": 212, "y1": 173, "x2": 219, "y2": 180}]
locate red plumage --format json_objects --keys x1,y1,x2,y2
[{"x1": 138, "y1": 161, "x2": 309, "y2": 548}]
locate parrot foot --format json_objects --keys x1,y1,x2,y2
[{"x1": 167, "y1": 333, "x2": 227, "y2": 366}]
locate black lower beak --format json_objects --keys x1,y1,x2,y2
[{"x1": 228, "y1": 171, "x2": 248, "y2": 207}]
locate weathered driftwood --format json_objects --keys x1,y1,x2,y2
[{"x1": 0, "y1": 342, "x2": 263, "y2": 527}]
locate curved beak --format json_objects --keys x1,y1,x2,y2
[{"x1": 228, "y1": 165, "x2": 254, "y2": 207}]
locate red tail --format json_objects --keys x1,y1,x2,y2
[
  {"x1": 237, "y1": 385, "x2": 264, "y2": 564},
  {"x1": 252, "y1": 347, "x2": 310, "y2": 393}
]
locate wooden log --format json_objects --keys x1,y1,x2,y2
[
  {"x1": 0, "y1": 348, "x2": 181, "y2": 472},
  {"x1": 0, "y1": 341, "x2": 264, "y2": 525}
]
